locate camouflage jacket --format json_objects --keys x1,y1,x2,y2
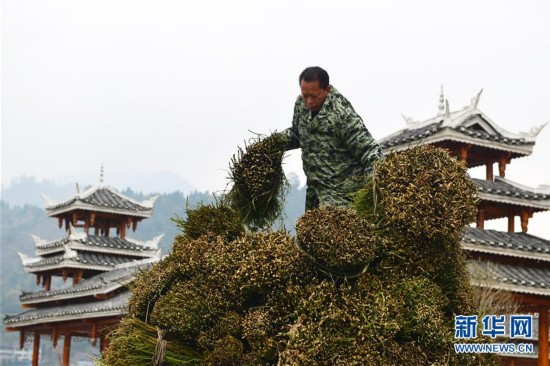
[{"x1": 281, "y1": 86, "x2": 382, "y2": 210}]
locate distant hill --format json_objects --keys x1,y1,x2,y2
[
  {"x1": 1, "y1": 171, "x2": 195, "y2": 207},
  {"x1": 0, "y1": 176, "x2": 77, "y2": 207},
  {"x1": 0, "y1": 179, "x2": 306, "y2": 356}
]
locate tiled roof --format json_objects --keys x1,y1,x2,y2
[
  {"x1": 468, "y1": 260, "x2": 550, "y2": 297},
  {"x1": 23, "y1": 251, "x2": 139, "y2": 272},
  {"x1": 45, "y1": 186, "x2": 155, "y2": 217},
  {"x1": 379, "y1": 122, "x2": 441, "y2": 149},
  {"x1": 455, "y1": 125, "x2": 529, "y2": 145},
  {"x1": 20, "y1": 262, "x2": 153, "y2": 304},
  {"x1": 462, "y1": 227, "x2": 550, "y2": 261},
  {"x1": 463, "y1": 227, "x2": 550, "y2": 262},
  {"x1": 35, "y1": 235, "x2": 158, "y2": 257},
  {"x1": 4, "y1": 292, "x2": 130, "y2": 327},
  {"x1": 474, "y1": 178, "x2": 550, "y2": 201},
  {"x1": 380, "y1": 120, "x2": 532, "y2": 150}
]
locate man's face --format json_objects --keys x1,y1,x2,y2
[{"x1": 300, "y1": 80, "x2": 331, "y2": 112}]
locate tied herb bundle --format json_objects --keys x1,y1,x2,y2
[
  {"x1": 97, "y1": 317, "x2": 201, "y2": 366},
  {"x1": 171, "y1": 199, "x2": 245, "y2": 243},
  {"x1": 296, "y1": 207, "x2": 378, "y2": 277},
  {"x1": 354, "y1": 145, "x2": 478, "y2": 241},
  {"x1": 228, "y1": 133, "x2": 289, "y2": 229}
]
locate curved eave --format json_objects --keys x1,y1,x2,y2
[
  {"x1": 20, "y1": 280, "x2": 129, "y2": 306},
  {"x1": 35, "y1": 244, "x2": 67, "y2": 256},
  {"x1": 4, "y1": 307, "x2": 127, "y2": 329},
  {"x1": 381, "y1": 128, "x2": 534, "y2": 157},
  {"x1": 462, "y1": 243, "x2": 550, "y2": 263},
  {"x1": 35, "y1": 247, "x2": 69, "y2": 256},
  {"x1": 5, "y1": 292, "x2": 130, "y2": 329},
  {"x1": 471, "y1": 281, "x2": 550, "y2": 298},
  {"x1": 478, "y1": 192, "x2": 550, "y2": 210},
  {"x1": 23, "y1": 259, "x2": 118, "y2": 273},
  {"x1": 46, "y1": 201, "x2": 152, "y2": 218},
  {"x1": 35, "y1": 242, "x2": 157, "y2": 258}
]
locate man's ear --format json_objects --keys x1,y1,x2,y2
[{"x1": 325, "y1": 85, "x2": 331, "y2": 93}]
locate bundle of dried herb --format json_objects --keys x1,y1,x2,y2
[
  {"x1": 98, "y1": 317, "x2": 201, "y2": 366},
  {"x1": 227, "y1": 133, "x2": 289, "y2": 229},
  {"x1": 171, "y1": 199, "x2": 244, "y2": 243},
  {"x1": 296, "y1": 206, "x2": 377, "y2": 276},
  {"x1": 355, "y1": 145, "x2": 478, "y2": 241}
]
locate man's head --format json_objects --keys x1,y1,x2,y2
[{"x1": 299, "y1": 66, "x2": 331, "y2": 112}]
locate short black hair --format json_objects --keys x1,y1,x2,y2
[{"x1": 299, "y1": 66, "x2": 330, "y2": 89}]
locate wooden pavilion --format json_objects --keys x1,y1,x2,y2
[
  {"x1": 3, "y1": 170, "x2": 162, "y2": 366},
  {"x1": 379, "y1": 88, "x2": 550, "y2": 366}
]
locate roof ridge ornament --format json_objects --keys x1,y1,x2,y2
[
  {"x1": 63, "y1": 245, "x2": 78, "y2": 260},
  {"x1": 142, "y1": 234, "x2": 164, "y2": 249},
  {"x1": 519, "y1": 122, "x2": 548, "y2": 139},
  {"x1": 17, "y1": 252, "x2": 41, "y2": 266},
  {"x1": 401, "y1": 114, "x2": 419, "y2": 128},
  {"x1": 441, "y1": 99, "x2": 453, "y2": 127},
  {"x1": 76, "y1": 182, "x2": 81, "y2": 198},
  {"x1": 437, "y1": 85, "x2": 445, "y2": 116},
  {"x1": 99, "y1": 163, "x2": 105, "y2": 187},
  {"x1": 41, "y1": 194, "x2": 57, "y2": 208},
  {"x1": 141, "y1": 195, "x2": 159, "y2": 209},
  {"x1": 470, "y1": 88, "x2": 483, "y2": 109},
  {"x1": 30, "y1": 234, "x2": 48, "y2": 247},
  {"x1": 68, "y1": 223, "x2": 88, "y2": 241}
]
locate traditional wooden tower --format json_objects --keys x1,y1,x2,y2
[
  {"x1": 380, "y1": 88, "x2": 550, "y2": 366},
  {"x1": 4, "y1": 169, "x2": 162, "y2": 366}
]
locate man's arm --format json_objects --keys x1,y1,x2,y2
[
  {"x1": 339, "y1": 112, "x2": 383, "y2": 174},
  {"x1": 278, "y1": 98, "x2": 301, "y2": 151}
]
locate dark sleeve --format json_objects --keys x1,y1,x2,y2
[
  {"x1": 278, "y1": 98, "x2": 301, "y2": 151},
  {"x1": 339, "y1": 111, "x2": 383, "y2": 174}
]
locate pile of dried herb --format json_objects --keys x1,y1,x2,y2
[
  {"x1": 227, "y1": 133, "x2": 289, "y2": 229},
  {"x1": 102, "y1": 145, "x2": 498, "y2": 366},
  {"x1": 113, "y1": 230, "x2": 320, "y2": 365},
  {"x1": 353, "y1": 145, "x2": 479, "y2": 317}
]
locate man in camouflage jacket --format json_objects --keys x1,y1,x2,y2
[{"x1": 281, "y1": 67, "x2": 382, "y2": 210}]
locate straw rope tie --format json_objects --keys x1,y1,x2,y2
[{"x1": 152, "y1": 326, "x2": 167, "y2": 366}]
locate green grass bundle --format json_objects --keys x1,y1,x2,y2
[
  {"x1": 172, "y1": 199, "x2": 244, "y2": 243},
  {"x1": 355, "y1": 145, "x2": 478, "y2": 241},
  {"x1": 98, "y1": 317, "x2": 201, "y2": 366},
  {"x1": 228, "y1": 133, "x2": 289, "y2": 229},
  {"x1": 295, "y1": 207, "x2": 377, "y2": 276}
]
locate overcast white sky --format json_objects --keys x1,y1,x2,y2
[{"x1": 1, "y1": 0, "x2": 549, "y2": 235}]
